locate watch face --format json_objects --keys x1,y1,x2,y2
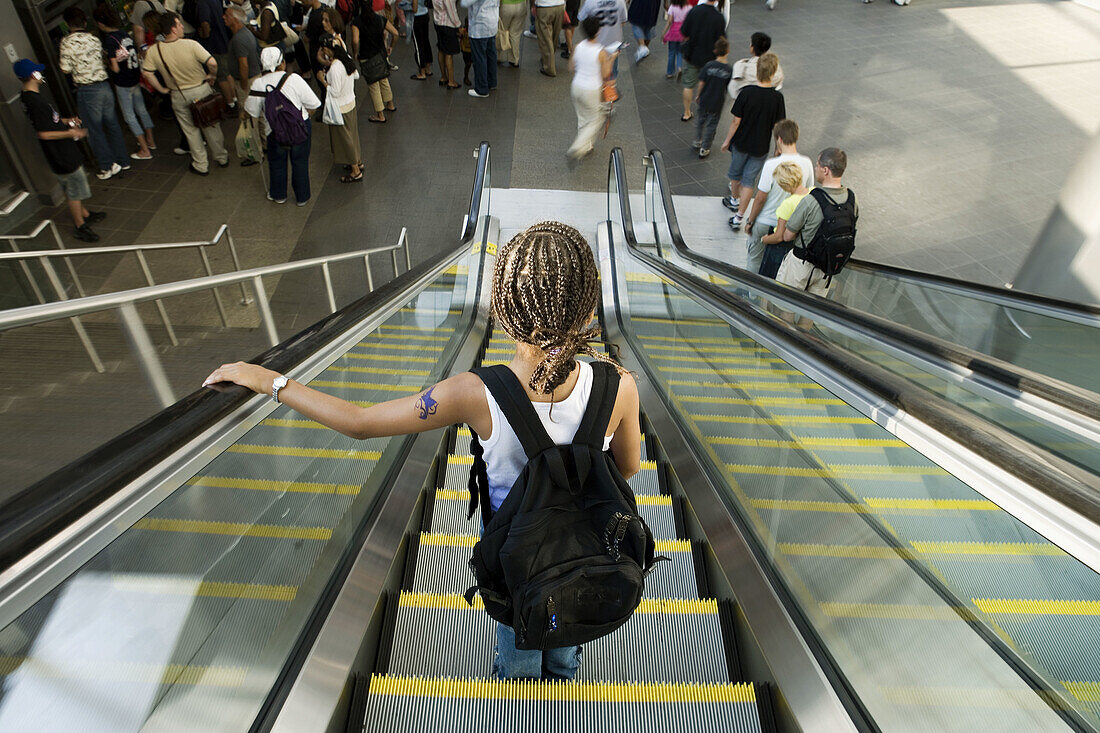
[{"x1": 274, "y1": 376, "x2": 288, "y2": 387}]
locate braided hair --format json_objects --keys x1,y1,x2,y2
[{"x1": 490, "y1": 221, "x2": 619, "y2": 394}]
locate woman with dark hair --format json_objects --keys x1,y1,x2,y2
[
  {"x1": 566, "y1": 15, "x2": 615, "y2": 159},
  {"x1": 317, "y1": 43, "x2": 362, "y2": 182},
  {"x1": 351, "y1": 7, "x2": 399, "y2": 121}
]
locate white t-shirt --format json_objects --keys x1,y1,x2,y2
[
  {"x1": 755, "y1": 153, "x2": 813, "y2": 227},
  {"x1": 245, "y1": 71, "x2": 321, "y2": 135},
  {"x1": 480, "y1": 360, "x2": 614, "y2": 511},
  {"x1": 579, "y1": 0, "x2": 628, "y2": 50},
  {"x1": 571, "y1": 40, "x2": 604, "y2": 92}
]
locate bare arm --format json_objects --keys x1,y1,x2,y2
[
  {"x1": 762, "y1": 218, "x2": 788, "y2": 245},
  {"x1": 782, "y1": 224, "x2": 799, "y2": 242},
  {"x1": 143, "y1": 68, "x2": 171, "y2": 94},
  {"x1": 744, "y1": 189, "x2": 767, "y2": 233},
  {"x1": 719, "y1": 115, "x2": 740, "y2": 152},
  {"x1": 237, "y1": 55, "x2": 249, "y2": 83},
  {"x1": 37, "y1": 128, "x2": 87, "y2": 141},
  {"x1": 607, "y1": 373, "x2": 641, "y2": 479}
]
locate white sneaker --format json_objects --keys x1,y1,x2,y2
[
  {"x1": 523, "y1": 30, "x2": 537, "y2": 39},
  {"x1": 635, "y1": 46, "x2": 650, "y2": 62},
  {"x1": 96, "y1": 168, "x2": 114, "y2": 180},
  {"x1": 468, "y1": 89, "x2": 489, "y2": 98},
  {"x1": 765, "y1": 0, "x2": 775, "y2": 8}
]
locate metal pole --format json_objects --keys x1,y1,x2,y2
[
  {"x1": 364, "y1": 255, "x2": 374, "y2": 292},
  {"x1": 404, "y1": 230, "x2": 412, "y2": 271},
  {"x1": 251, "y1": 275, "x2": 279, "y2": 346},
  {"x1": 391, "y1": 249, "x2": 399, "y2": 278},
  {"x1": 48, "y1": 220, "x2": 87, "y2": 298},
  {"x1": 38, "y1": 254, "x2": 105, "y2": 373},
  {"x1": 118, "y1": 302, "x2": 174, "y2": 408},
  {"x1": 198, "y1": 247, "x2": 230, "y2": 327},
  {"x1": 9, "y1": 238, "x2": 47, "y2": 304},
  {"x1": 225, "y1": 228, "x2": 253, "y2": 304},
  {"x1": 321, "y1": 262, "x2": 337, "y2": 313},
  {"x1": 134, "y1": 250, "x2": 178, "y2": 346}
]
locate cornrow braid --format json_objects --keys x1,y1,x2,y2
[{"x1": 491, "y1": 221, "x2": 620, "y2": 394}]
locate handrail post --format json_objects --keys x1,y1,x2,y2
[
  {"x1": 321, "y1": 262, "x2": 337, "y2": 313},
  {"x1": 118, "y1": 301, "x2": 174, "y2": 408},
  {"x1": 47, "y1": 221, "x2": 87, "y2": 298},
  {"x1": 251, "y1": 275, "x2": 279, "y2": 346},
  {"x1": 134, "y1": 250, "x2": 178, "y2": 346},
  {"x1": 404, "y1": 229, "x2": 411, "y2": 271},
  {"x1": 364, "y1": 255, "x2": 375, "y2": 292},
  {"x1": 38, "y1": 251, "x2": 105, "y2": 373},
  {"x1": 198, "y1": 246, "x2": 230, "y2": 326},
  {"x1": 225, "y1": 227, "x2": 252, "y2": 304},
  {"x1": 393, "y1": 227, "x2": 407, "y2": 277},
  {"x1": 8, "y1": 237, "x2": 47, "y2": 304}
]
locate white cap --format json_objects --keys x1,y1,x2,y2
[{"x1": 260, "y1": 46, "x2": 283, "y2": 72}]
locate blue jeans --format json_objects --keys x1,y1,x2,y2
[
  {"x1": 666, "y1": 41, "x2": 682, "y2": 76},
  {"x1": 114, "y1": 84, "x2": 154, "y2": 138},
  {"x1": 267, "y1": 119, "x2": 312, "y2": 203},
  {"x1": 695, "y1": 109, "x2": 720, "y2": 150},
  {"x1": 493, "y1": 623, "x2": 581, "y2": 680},
  {"x1": 760, "y1": 241, "x2": 793, "y2": 279},
  {"x1": 76, "y1": 81, "x2": 129, "y2": 171},
  {"x1": 470, "y1": 36, "x2": 497, "y2": 95}
]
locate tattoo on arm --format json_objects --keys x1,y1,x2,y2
[{"x1": 414, "y1": 386, "x2": 438, "y2": 420}]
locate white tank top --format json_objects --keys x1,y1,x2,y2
[
  {"x1": 571, "y1": 41, "x2": 605, "y2": 92},
  {"x1": 481, "y1": 360, "x2": 614, "y2": 511}
]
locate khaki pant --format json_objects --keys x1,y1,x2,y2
[
  {"x1": 367, "y1": 78, "x2": 394, "y2": 113},
  {"x1": 171, "y1": 84, "x2": 228, "y2": 173},
  {"x1": 567, "y1": 85, "x2": 603, "y2": 158},
  {"x1": 535, "y1": 4, "x2": 564, "y2": 75},
  {"x1": 498, "y1": 2, "x2": 526, "y2": 65}
]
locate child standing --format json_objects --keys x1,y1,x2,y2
[
  {"x1": 692, "y1": 36, "x2": 730, "y2": 158},
  {"x1": 662, "y1": 0, "x2": 690, "y2": 79}
]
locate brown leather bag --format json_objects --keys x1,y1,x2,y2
[{"x1": 157, "y1": 44, "x2": 227, "y2": 127}]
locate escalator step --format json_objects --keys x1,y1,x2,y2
[
  {"x1": 410, "y1": 535, "x2": 698, "y2": 599},
  {"x1": 441, "y1": 456, "x2": 661, "y2": 496},
  {"x1": 362, "y1": 676, "x2": 764, "y2": 732},
  {"x1": 388, "y1": 594, "x2": 728, "y2": 683}
]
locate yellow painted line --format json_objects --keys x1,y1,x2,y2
[
  {"x1": 369, "y1": 674, "x2": 754, "y2": 703},
  {"x1": 655, "y1": 354, "x2": 787, "y2": 365},
  {"x1": 638, "y1": 334, "x2": 754, "y2": 345},
  {"x1": 186, "y1": 475, "x2": 360, "y2": 495},
  {"x1": 1065, "y1": 681, "x2": 1100, "y2": 703},
  {"x1": 780, "y1": 543, "x2": 915, "y2": 560},
  {"x1": 865, "y1": 497, "x2": 998, "y2": 510},
  {"x1": 880, "y1": 685, "x2": 1063, "y2": 711},
  {"x1": 343, "y1": 351, "x2": 439, "y2": 363},
  {"x1": 820, "y1": 602, "x2": 969, "y2": 621},
  {"x1": 911, "y1": 541, "x2": 1065, "y2": 557},
  {"x1": 727, "y1": 463, "x2": 946, "y2": 478},
  {"x1": 690, "y1": 413, "x2": 873, "y2": 426},
  {"x1": 660, "y1": 365, "x2": 802, "y2": 376},
  {"x1": 669, "y1": 379, "x2": 823, "y2": 392},
  {"x1": 973, "y1": 599, "x2": 1100, "y2": 616},
  {"x1": 309, "y1": 380, "x2": 421, "y2": 392},
  {"x1": 644, "y1": 343, "x2": 769, "y2": 354},
  {"x1": 226, "y1": 444, "x2": 381, "y2": 461},
  {"x1": 328, "y1": 365, "x2": 431, "y2": 377},
  {"x1": 400, "y1": 592, "x2": 715, "y2": 615},
  {"x1": 449, "y1": 454, "x2": 474, "y2": 465},
  {"x1": 640, "y1": 460, "x2": 656, "y2": 470},
  {"x1": 637, "y1": 495, "x2": 672, "y2": 506},
  {"x1": 134, "y1": 518, "x2": 331, "y2": 540},
  {"x1": 110, "y1": 576, "x2": 297, "y2": 601},
  {"x1": 349, "y1": 341, "x2": 445, "y2": 352},
  {"x1": 709, "y1": 436, "x2": 905, "y2": 449},
  {"x1": 379, "y1": 324, "x2": 452, "y2": 334},
  {"x1": 678, "y1": 395, "x2": 845, "y2": 406},
  {"x1": 0, "y1": 657, "x2": 247, "y2": 687}
]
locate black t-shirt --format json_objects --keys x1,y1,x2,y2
[
  {"x1": 354, "y1": 11, "x2": 386, "y2": 60},
  {"x1": 697, "y1": 60, "x2": 731, "y2": 113},
  {"x1": 731, "y1": 85, "x2": 785, "y2": 157},
  {"x1": 20, "y1": 90, "x2": 84, "y2": 175},
  {"x1": 104, "y1": 30, "x2": 142, "y2": 87},
  {"x1": 306, "y1": 7, "x2": 327, "y2": 49},
  {"x1": 680, "y1": 3, "x2": 725, "y2": 68}
]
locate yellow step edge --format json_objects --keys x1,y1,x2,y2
[
  {"x1": 911, "y1": 541, "x2": 1065, "y2": 557},
  {"x1": 186, "y1": 475, "x2": 361, "y2": 495},
  {"x1": 225, "y1": 444, "x2": 381, "y2": 461},
  {"x1": 632, "y1": 316, "x2": 727, "y2": 327},
  {"x1": 399, "y1": 307, "x2": 461, "y2": 315},
  {"x1": 308, "y1": 380, "x2": 421, "y2": 392},
  {"x1": 262, "y1": 417, "x2": 354, "y2": 429},
  {"x1": 369, "y1": 674, "x2": 753, "y2": 703},
  {"x1": 660, "y1": 365, "x2": 802, "y2": 376},
  {"x1": 751, "y1": 497, "x2": 998, "y2": 513},
  {"x1": 780, "y1": 543, "x2": 916, "y2": 560},
  {"x1": 110, "y1": 576, "x2": 297, "y2": 601},
  {"x1": 691, "y1": 413, "x2": 873, "y2": 426},
  {"x1": 418, "y1": 534, "x2": 690, "y2": 554},
  {"x1": 972, "y1": 598, "x2": 1100, "y2": 616},
  {"x1": 399, "y1": 592, "x2": 716, "y2": 615},
  {"x1": 1064, "y1": 681, "x2": 1100, "y2": 703},
  {"x1": 359, "y1": 334, "x2": 450, "y2": 343},
  {"x1": 0, "y1": 657, "x2": 246, "y2": 688},
  {"x1": 669, "y1": 379, "x2": 823, "y2": 392},
  {"x1": 348, "y1": 342, "x2": 445, "y2": 352},
  {"x1": 134, "y1": 518, "x2": 331, "y2": 540},
  {"x1": 639, "y1": 334, "x2": 754, "y2": 345},
  {"x1": 343, "y1": 352, "x2": 439, "y2": 364},
  {"x1": 865, "y1": 497, "x2": 998, "y2": 510},
  {"x1": 328, "y1": 365, "x2": 431, "y2": 377},
  {"x1": 709, "y1": 436, "x2": 905, "y2": 449},
  {"x1": 433, "y1": 490, "x2": 671, "y2": 506},
  {"x1": 679, "y1": 395, "x2": 845, "y2": 406},
  {"x1": 727, "y1": 463, "x2": 947, "y2": 479}
]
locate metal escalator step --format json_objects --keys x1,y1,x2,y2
[
  {"x1": 428, "y1": 493, "x2": 677, "y2": 540},
  {"x1": 363, "y1": 675, "x2": 763, "y2": 732},
  {"x1": 441, "y1": 455, "x2": 661, "y2": 496},
  {"x1": 410, "y1": 534, "x2": 698, "y2": 599},
  {"x1": 388, "y1": 594, "x2": 728, "y2": 683}
]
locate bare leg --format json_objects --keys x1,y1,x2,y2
[
  {"x1": 737, "y1": 189, "x2": 755, "y2": 216},
  {"x1": 729, "y1": 179, "x2": 742, "y2": 200},
  {"x1": 444, "y1": 54, "x2": 455, "y2": 85},
  {"x1": 682, "y1": 86, "x2": 693, "y2": 118},
  {"x1": 68, "y1": 199, "x2": 86, "y2": 227}
]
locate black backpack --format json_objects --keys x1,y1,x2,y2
[
  {"x1": 794, "y1": 188, "x2": 858, "y2": 288},
  {"x1": 462, "y1": 362, "x2": 667, "y2": 651}
]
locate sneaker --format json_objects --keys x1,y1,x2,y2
[
  {"x1": 634, "y1": 46, "x2": 650, "y2": 62},
  {"x1": 267, "y1": 193, "x2": 287, "y2": 204},
  {"x1": 188, "y1": 164, "x2": 209, "y2": 176},
  {"x1": 173, "y1": 146, "x2": 188, "y2": 155},
  {"x1": 131, "y1": 152, "x2": 153, "y2": 160},
  {"x1": 73, "y1": 224, "x2": 99, "y2": 242},
  {"x1": 523, "y1": 29, "x2": 537, "y2": 39},
  {"x1": 699, "y1": 148, "x2": 710, "y2": 158},
  {"x1": 721, "y1": 196, "x2": 740, "y2": 211},
  {"x1": 728, "y1": 213, "x2": 743, "y2": 231},
  {"x1": 96, "y1": 168, "x2": 114, "y2": 181},
  {"x1": 691, "y1": 140, "x2": 701, "y2": 150},
  {"x1": 118, "y1": 163, "x2": 131, "y2": 172},
  {"x1": 296, "y1": 199, "x2": 310, "y2": 207},
  {"x1": 766, "y1": 0, "x2": 775, "y2": 8},
  {"x1": 468, "y1": 89, "x2": 489, "y2": 98},
  {"x1": 85, "y1": 210, "x2": 106, "y2": 224}
]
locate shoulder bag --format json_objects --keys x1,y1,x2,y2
[{"x1": 157, "y1": 43, "x2": 227, "y2": 127}]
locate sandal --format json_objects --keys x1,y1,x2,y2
[
  {"x1": 446, "y1": 83, "x2": 461, "y2": 90},
  {"x1": 439, "y1": 79, "x2": 448, "y2": 86},
  {"x1": 680, "y1": 113, "x2": 693, "y2": 122},
  {"x1": 340, "y1": 173, "x2": 364, "y2": 183},
  {"x1": 368, "y1": 115, "x2": 386, "y2": 123},
  {"x1": 385, "y1": 105, "x2": 397, "y2": 112},
  {"x1": 410, "y1": 74, "x2": 427, "y2": 80}
]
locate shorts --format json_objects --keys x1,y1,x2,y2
[
  {"x1": 727, "y1": 148, "x2": 766, "y2": 189},
  {"x1": 564, "y1": 0, "x2": 580, "y2": 27},
  {"x1": 436, "y1": 24, "x2": 460, "y2": 54},
  {"x1": 680, "y1": 62, "x2": 700, "y2": 88},
  {"x1": 213, "y1": 52, "x2": 232, "y2": 81},
  {"x1": 56, "y1": 167, "x2": 91, "y2": 201}
]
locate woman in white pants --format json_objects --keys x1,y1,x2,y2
[{"x1": 567, "y1": 16, "x2": 616, "y2": 159}]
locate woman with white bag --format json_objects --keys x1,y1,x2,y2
[{"x1": 317, "y1": 44, "x2": 362, "y2": 182}]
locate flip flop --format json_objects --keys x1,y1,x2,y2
[
  {"x1": 681, "y1": 113, "x2": 693, "y2": 122},
  {"x1": 410, "y1": 74, "x2": 427, "y2": 80},
  {"x1": 446, "y1": 83, "x2": 461, "y2": 89},
  {"x1": 368, "y1": 116, "x2": 387, "y2": 123},
  {"x1": 340, "y1": 173, "x2": 364, "y2": 183}
]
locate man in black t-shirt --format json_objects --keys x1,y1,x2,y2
[
  {"x1": 14, "y1": 59, "x2": 105, "y2": 242},
  {"x1": 678, "y1": 0, "x2": 725, "y2": 122},
  {"x1": 720, "y1": 51, "x2": 784, "y2": 230}
]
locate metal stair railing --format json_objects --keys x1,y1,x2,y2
[{"x1": 0, "y1": 230, "x2": 413, "y2": 408}]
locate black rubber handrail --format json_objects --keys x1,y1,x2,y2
[
  {"x1": 643, "y1": 149, "x2": 1100, "y2": 424},
  {"x1": 0, "y1": 141, "x2": 493, "y2": 573},
  {"x1": 609, "y1": 147, "x2": 1099, "y2": 733}
]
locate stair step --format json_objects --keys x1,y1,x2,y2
[
  {"x1": 410, "y1": 534, "x2": 698, "y2": 599},
  {"x1": 441, "y1": 455, "x2": 661, "y2": 496},
  {"x1": 363, "y1": 675, "x2": 764, "y2": 732}
]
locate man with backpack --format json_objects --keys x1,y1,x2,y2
[
  {"x1": 777, "y1": 147, "x2": 858, "y2": 297},
  {"x1": 244, "y1": 46, "x2": 320, "y2": 205}
]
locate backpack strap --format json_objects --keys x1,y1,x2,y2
[
  {"x1": 466, "y1": 429, "x2": 492, "y2": 523},
  {"x1": 573, "y1": 361, "x2": 621, "y2": 448},
  {"x1": 472, "y1": 365, "x2": 556, "y2": 460}
]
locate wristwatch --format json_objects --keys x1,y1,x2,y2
[{"x1": 271, "y1": 375, "x2": 289, "y2": 403}]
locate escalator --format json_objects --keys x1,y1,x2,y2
[{"x1": 0, "y1": 143, "x2": 1097, "y2": 733}]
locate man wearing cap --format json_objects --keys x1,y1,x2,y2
[
  {"x1": 244, "y1": 47, "x2": 320, "y2": 205},
  {"x1": 15, "y1": 59, "x2": 105, "y2": 242},
  {"x1": 141, "y1": 11, "x2": 230, "y2": 175}
]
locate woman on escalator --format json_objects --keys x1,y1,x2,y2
[{"x1": 204, "y1": 221, "x2": 642, "y2": 681}]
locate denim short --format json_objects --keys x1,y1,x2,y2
[
  {"x1": 727, "y1": 148, "x2": 767, "y2": 188},
  {"x1": 56, "y1": 167, "x2": 91, "y2": 201}
]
